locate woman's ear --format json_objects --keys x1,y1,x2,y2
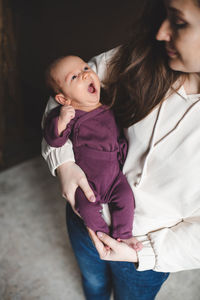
[{"x1": 55, "y1": 94, "x2": 71, "y2": 106}]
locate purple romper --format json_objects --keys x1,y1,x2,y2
[{"x1": 44, "y1": 105, "x2": 134, "y2": 239}]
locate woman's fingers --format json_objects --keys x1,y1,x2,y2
[
  {"x1": 89, "y1": 230, "x2": 118, "y2": 259},
  {"x1": 78, "y1": 176, "x2": 96, "y2": 202},
  {"x1": 57, "y1": 162, "x2": 95, "y2": 203},
  {"x1": 88, "y1": 230, "x2": 138, "y2": 262},
  {"x1": 88, "y1": 228, "x2": 108, "y2": 258},
  {"x1": 97, "y1": 232, "x2": 119, "y2": 249},
  {"x1": 71, "y1": 205, "x2": 81, "y2": 218}
]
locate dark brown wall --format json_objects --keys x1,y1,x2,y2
[{"x1": 1, "y1": 0, "x2": 140, "y2": 170}]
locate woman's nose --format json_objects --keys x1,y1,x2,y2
[{"x1": 156, "y1": 19, "x2": 172, "y2": 42}]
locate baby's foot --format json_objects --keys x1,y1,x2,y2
[{"x1": 117, "y1": 236, "x2": 143, "y2": 251}]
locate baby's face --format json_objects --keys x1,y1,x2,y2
[{"x1": 52, "y1": 56, "x2": 100, "y2": 109}]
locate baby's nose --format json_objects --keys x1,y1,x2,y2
[{"x1": 82, "y1": 71, "x2": 89, "y2": 79}]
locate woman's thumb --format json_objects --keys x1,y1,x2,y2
[{"x1": 78, "y1": 177, "x2": 96, "y2": 202}]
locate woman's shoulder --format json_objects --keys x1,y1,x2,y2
[{"x1": 88, "y1": 47, "x2": 120, "y2": 81}]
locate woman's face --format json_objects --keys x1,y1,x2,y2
[{"x1": 156, "y1": 0, "x2": 200, "y2": 73}]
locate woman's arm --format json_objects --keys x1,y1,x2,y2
[
  {"x1": 89, "y1": 213, "x2": 200, "y2": 273},
  {"x1": 41, "y1": 138, "x2": 75, "y2": 176},
  {"x1": 146, "y1": 213, "x2": 200, "y2": 272}
]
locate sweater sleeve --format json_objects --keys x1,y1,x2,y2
[
  {"x1": 41, "y1": 48, "x2": 117, "y2": 175},
  {"x1": 41, "y1": 138, "x2": 75, "y2": 176},
  {"x1": 136, "y1": 210, "x2": 200, "y2": 272}
]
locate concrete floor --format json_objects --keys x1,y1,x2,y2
[{"x1": 0, "y1": 156, "x2": 200, "y2": 300}]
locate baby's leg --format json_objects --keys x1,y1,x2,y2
[
  {"x1": 75, "y1": 187, "x2": 110, "y2": 235},
  {"x1": 108, "y1": 174, "x2": 134, "y2": 239}
]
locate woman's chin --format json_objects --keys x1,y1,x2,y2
[{"x1": 168, "y1": 59, "x2": 184, "y2": 72}]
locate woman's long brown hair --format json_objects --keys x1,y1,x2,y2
[{"x1": 103, "y1": 0, "x2": 182, "y2": 128}]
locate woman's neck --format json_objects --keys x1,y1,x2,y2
[{"x1": 183, "y1": 73, "x2": 200, "y2": 95}]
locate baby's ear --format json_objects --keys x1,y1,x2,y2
[{"x1": 55, "y1": 94, "x2": 71, "y2": 106}]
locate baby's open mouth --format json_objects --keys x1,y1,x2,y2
[{"x1": 88, "y1": 82, "x2": 96, "y2": 93}]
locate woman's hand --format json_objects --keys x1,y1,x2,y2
[
  {"x1": 88, "y1": 229, "x2": 138, "y2": 263},
  {"x1": 56, "y1": 161, "x2": 95, "y2": 214}
]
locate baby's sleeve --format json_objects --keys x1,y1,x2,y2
[
  {"x1": 41, "y1": 98, "x2": 75, "y2": 176},
  {"x1": 43, "y1": 106, "x2": 73, "y2": 148}
]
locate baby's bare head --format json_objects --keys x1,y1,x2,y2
[
  {"x1": 45, "y1": 56, "x2": 67, "y2": 97},
  {"x1": 46, "y1": 56, "x2": 101, "y2": 110},
  {"x1": 46, "y1": 56, "x2": 89, "y2": 97}
]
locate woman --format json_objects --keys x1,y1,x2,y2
[{"x1": 42, "y1": 0, "x2": 200, "y2": 299}]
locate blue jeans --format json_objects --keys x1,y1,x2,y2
[{"x1": 66, "y1": 204, "x2": 169, "y2": 300}]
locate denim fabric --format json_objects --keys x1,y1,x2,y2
[{"x1": 66, "y1": 204, "x2": 169, "y2": 300}]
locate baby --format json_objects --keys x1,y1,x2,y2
[{"x1": 43, "y1": 55, "x2": 142, "y2": 250}]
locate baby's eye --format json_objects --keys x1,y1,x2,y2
[
  {"x1": 84, "y1": 66, "x2": 89, "y2": 71},
  {"x1": 72, "y1": 75, "x2": 77, "y2": 80}
]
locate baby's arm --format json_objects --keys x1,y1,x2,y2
[
  {"x1": 43, "y1": 105, "x2": 75, "y2": 148},
  {"x1": 57, "y1": 105, "x2": 75, "y2": 135}
]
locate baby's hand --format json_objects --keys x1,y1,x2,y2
[
  {"x1": 59, "y1": 105, "x2": 75, "y2": 124},
  {"x1": 118, "y1": 237, "x2": 143, "y2": 252},
  {"x1": 58, "y1": 105, "x2": 75, "y2": 135}
]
